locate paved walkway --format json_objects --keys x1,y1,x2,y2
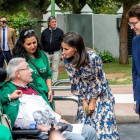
[
  {"x1": 118, "y1": 123, "x2": 140, "y2": 140},
  {"x1": 54, "y1": 85, "x2": 140, "y2": 124}
]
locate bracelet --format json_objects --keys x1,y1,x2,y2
[{"x1": 7, "y1": 94, "x2": 11, "y2": 101}]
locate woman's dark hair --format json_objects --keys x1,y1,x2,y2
[
  {"x1": 62, "y1": 31, "x2": 87, "y2": 68},
  {"x1": 126, "y1": 4, "x2": 140, "y2": 20},
  {"x1": 13, "y1": 29, "x2": 42, "y2": 58}
]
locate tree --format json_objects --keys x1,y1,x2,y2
[
  {"x1": 56, "y1": 0, "x2": 119, "y2": 14},
  {"x1": 112, "y1": 0, "x2": 140, "y2": 64},
  {"x1": 0, "y1": 0, "x2": 50, "y2": 38}
]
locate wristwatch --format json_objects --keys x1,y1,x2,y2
[{"x1": 7, "y1": 94, "x2": 11, "y2": 101}]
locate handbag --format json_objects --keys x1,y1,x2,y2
[{"x1": 0, "y1": 104, "x2": 12, "y2": 131}]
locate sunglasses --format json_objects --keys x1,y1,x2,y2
[
  {"x1": 24, "y1": 29, "x2": 35, "y2": 36},
  {"x1": 48, "y1": 16, "x2": 56, "y2": 23}
]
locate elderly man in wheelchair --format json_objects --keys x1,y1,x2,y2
[{"x1": 0, "y1": 58, "x2": 98, "y2": 140}]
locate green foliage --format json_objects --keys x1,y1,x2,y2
[
  {"x1": 95, "y1": 48, "x2": 116, "y2": 63},
  {"x1": 89, "y1": 0, "x2": 121, "y2": 14},
  {"x1": 56, "y1": 0, "x2": 121, "y2": 14},
  {"x1": 0, "y1": 2, "x2": 36, "y2": 36},
  {"x1": 99, "y1": 50, "x2": 116, "y2": 63}
]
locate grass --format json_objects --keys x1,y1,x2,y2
[
  {"x1": 58, "y1": 57, "x2": 132, "y2": 85},
  {"x1": 103, "y1": 57, "x2": 132, "y2": 85}
]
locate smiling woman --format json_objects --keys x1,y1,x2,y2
[{"x1": 12, "y1": 29, "x2": 54, "y2": 109}]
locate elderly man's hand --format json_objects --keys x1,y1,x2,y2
[
  {"x1": 9, "y1": 90, "x2": 23, "y2": 99},
  {"x1": 37, "y1": 124, "x2": 61, "y2": 132}
]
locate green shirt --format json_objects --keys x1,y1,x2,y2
[
  {"x1": 0, "y1": 122, "x2": 13, "y2": 140},
  {"x1": 0, "y1": 93, "x2": 13, "y2": 140},
  {"x1": 26, "y1": 50, "x2": 52, "y2": 95}
]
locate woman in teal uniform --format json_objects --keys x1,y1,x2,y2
[{"x1": 13, "y1": 29, "x2": 53, "y2": 109}]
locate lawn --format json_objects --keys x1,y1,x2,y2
[{"x1": 58, "y1": 57, "x2": 132, "y2": 85}]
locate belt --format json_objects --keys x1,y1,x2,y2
[{"x1": 48, "y1": 51, "x2": 54, "y2": 54}]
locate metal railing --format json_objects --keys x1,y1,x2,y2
[
  {"x1": 52, "y1": 79, "x2": 78, "y2": 110},
  {"x1": 52, "y1": 79, "x2": 70, "y2": 86}
]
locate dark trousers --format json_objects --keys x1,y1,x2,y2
[{"x1": 0, "y1": 50, "x2": 12, "y2": 68}]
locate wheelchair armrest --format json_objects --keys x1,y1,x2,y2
[{"x1": 12, "y1": 129, "x2": 41, "y2": 135}]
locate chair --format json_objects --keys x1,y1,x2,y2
[{"x1": 0, "y1": 68, "x2": 7, "y2": 83}]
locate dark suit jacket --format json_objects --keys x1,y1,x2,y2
[
  {"x1": 0, "y1": 27, "x2": 16, "y2": 55},
  {"x1": 132, "y1": 35, "x2": 140, "y2": 113}
]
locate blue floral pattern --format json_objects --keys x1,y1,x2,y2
[{"x1": 64, "y1": 51, "x2": 119, "y2": 140}]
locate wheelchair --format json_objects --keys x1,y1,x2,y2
[{"x1": 0, "y1": 68, "x2": 68, "y2": 140}]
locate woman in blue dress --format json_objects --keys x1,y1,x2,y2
[{"x1": 61, "y1": 31, "x2": 119, "y2": 140}]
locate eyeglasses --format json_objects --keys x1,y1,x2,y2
[
  {"x1": 128, "y1": 20, "x2": 140, "y2": 27},
  {"x1": 24, "y1": 29, "x2": 35, "y2": 36},
  {"x1": 18, "y1": 67, "x2": 30, "y2": 71}
]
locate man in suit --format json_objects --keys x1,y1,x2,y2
[
  {"x1": 127, "y1": 4, "x2": 140, "y2": 114},
  {"x1": 0, "y1": 16, "x2": 15, "y2": 68}
]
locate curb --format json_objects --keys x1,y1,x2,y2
[
  {"x1": 110, "y1": 85, "x2": 132, "y2": 88},
  {"x1": 116, "y1": 114, "x2": 139, "y2": 124},
  {"x1": 61, "y1": 114, "x2": 140, "y2": 124}
]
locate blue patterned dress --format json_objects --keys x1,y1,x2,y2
[{"x1": 64, "y1": 51, "x2": 119, "y2": 140}]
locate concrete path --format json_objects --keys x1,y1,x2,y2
[
  {"x1": 118, "y1": 123, "x2": 140, "y2": 140},
  {"x1": 54, "y1": 85, "x2": 140, "y2": 124}
]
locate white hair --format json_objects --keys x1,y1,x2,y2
[{"x1": 6, "y1": 57, "x2": 26, "y2": 80}]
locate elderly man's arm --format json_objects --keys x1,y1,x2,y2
[{"x1": 14, "y1": 118, "x2": 60, "y2": 132}]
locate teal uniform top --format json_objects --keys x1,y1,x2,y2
[
  {"x1": 26, "y1": 50, "x2": 52, "y2": 95},
  {"x1": 0, "y1": 122, "x2": 13, "y2": 140},
  {"x1": 0, "y1": 96, "x2": 13, "y2": 140}
]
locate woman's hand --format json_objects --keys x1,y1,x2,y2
[
  {"x1": 88, "y1": 99, "x2": 96, "y2": 115},
  {"x1": 48, "y1": 90, "x2": 53, "y2": 102},
  {"x1": 59, "y1": 119, "x2": 71, "y2": 125},
  {"x1": 82, "y1": 99, "x2": 89, "y2": 115}
]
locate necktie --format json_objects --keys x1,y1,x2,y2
[{"x1": 3, "y1": 28, "x2": 5, "y2": 50}]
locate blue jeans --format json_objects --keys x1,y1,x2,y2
[
  {"x1": 63, "y1": 126, "x2": 98, "y2": 140},
  {"x1": 0, "y1": 51, "x2": 12, "y2": 67}
]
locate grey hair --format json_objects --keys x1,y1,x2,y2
[{"x1": 6, "y1": 57, "x2": 26, "y2": 80}]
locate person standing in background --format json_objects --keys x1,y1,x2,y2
[
  {"x1": 0, "y1": 16, "x2": 15, "y2": 67},
  {"x1": 41, "y1": 16, "x2": 64, "y2": 84}
]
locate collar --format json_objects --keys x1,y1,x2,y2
[
  {"x1": 1, "y1": 26, "x2": 7, "y2": 30},
  {"x1": 49, "y1": 27, "x2": 57, "y2": 30},
  {"x1": 12, "y1": 81, "x2": 29, "y2": 89}
]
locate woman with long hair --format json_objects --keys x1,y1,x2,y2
[{"x1": 61, "y1": 31, "x2": 120, "y2": 140}]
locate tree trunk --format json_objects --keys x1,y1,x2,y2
[
  {"x1": 24, "y1": 0, "x2": 42, "y2": 39},
  {"x1": 24, "y1": 0, "x2": 50, "y2": 39},
  {"x1": 119, "y1": 6, "x2": 129, "y2": 64}
]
